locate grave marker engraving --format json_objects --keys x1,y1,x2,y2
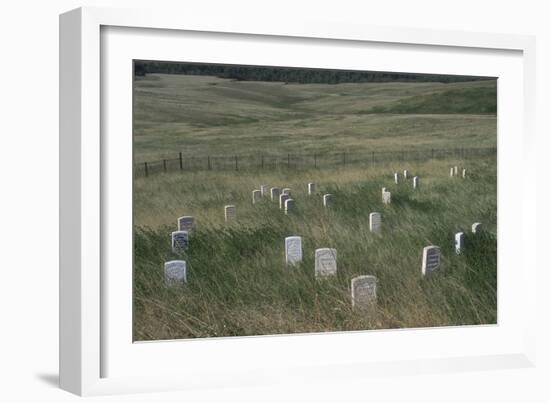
[
  {"x1": 315, "y1": 248, "x2": 337, "y2": 278},
  {"x1": 252, "y1": 189, "x2": 261, "y2": 204},
  {"x1": 171, "y1": 231, "x2": 189, "y2": 253},
  {"x1": 285, "y1": 236, "x2": 303, "y2": 265},
  {"x1": 284, "y1": 198, "x2": 295, "y2": 214},
  {"x1": 369, "y1": 212, "x2": 381, "y2": 234},
  {"x1": 224, "y1": 205, "x2": 236, "y2": 222},
  {"x1": 351, "y1": 275, "x2": 377, "y2": 310},
  {"x1": 422, "y1": 245, "x2": 441, "y2": 275},
  {"x1": 472, "y1": 222, "x2": 482, "y2": 234},
  {"x1": 177, "y1": 216, "x2": 195, "y2": 233},
  {"x1": 279, "y1": 193, "x2": 290, "y2": 209},
  {"x1": 164, "y1": 260, "x2": 187, "y2": 286},
  {"x1": 323, "y1": 194, "x2": 333, "y2": 208}
]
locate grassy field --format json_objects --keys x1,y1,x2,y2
[
  {"x1": 133, "y1": 74, "x2": 497, "y2": 341},
  {"x1": 133, "y1": 74, "x2": 496, "y2": 162}
]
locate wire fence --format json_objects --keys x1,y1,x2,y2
[{"x1": 134, "y1": 147, "x2": 497, "y2": 178}]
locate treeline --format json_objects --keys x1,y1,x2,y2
[{"x1": 134, "y1": 61, "x2": 494, "y2": 84}]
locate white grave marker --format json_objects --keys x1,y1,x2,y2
[
  {"x1": 260, "y1": 185, "x2": 268, "y2": 196},
  {"x1": 279, "y1": 193, "x2": 290, "y2": 209},
  {"x1": 450, "y1": 167, "x2": 454, "y2": 177},
  {"x1": 224, "y1": 205, "x2": 236, "y2": 222},
  {"x1": 381, "y1": 187, "x2": 387, "y2": 195},
  {"x1": 271, "y1": 187, "x2": 280, "y2": 202},
  {"x1": 422, "y1": 245, "x2": 441, "y2": 275},
  {"x1": 462, "y1": 168, "x2": 467, "y2": 178},
  {"x1": 171, "y1": 231, "x2": 189, "y2": 253},
  {"x1": 252, "y1": 189, "x2": 261, "y2": 204},
  {"x1": 472, "y1": 222, "x2": 482, "y2": 234},
  {"x1": 455, "y1": 232, "x2": 465, "y2": 255},
  {"x1": 308, "y1": 182, "x2": 316, "y2": 195},
  {"x1": 454, "y1": 166, "x2": 459, "y2": 176},
  {"x1": 413, "y1": 176, "x2": 419, "y2": 189},
  {"x1": 285, "y1": 236, "x2": 303, "y2": 265},
  {"x1": 323, "y1": 194, "x2": 333, "y2": 208},
  {"x1": 284, "y1": 198, "x2": 295, "y2": 214},
  {"x1": 394, "y1": 172, "x2": 399, "y2": 184},
  {"x1": 164, "y1": 260, "x2": 187, "y2": 286},
  {"x1": 177, "y1": 216, "x2": 195, "y2": 233},
  {"x1": 403, "y1": 169, "x2": 409, "y2": 179},
  {"x1": 369, "y1": 212, "x2": 382, "y2": 234},
  {"x1": 282, "y1": 188, "x2": 291, "y2": 196},
  {"x1": 351, "y1": 275, "x2": 377, "y2": 310},
  {"x1": 315, "y1": 248, "x2": 337, "y2": 278},
  {"x1": 382, "y1": 191, "x2": 391, "y2": 205}
]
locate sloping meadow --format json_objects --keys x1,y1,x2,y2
[{"x1": 133, "y1": 157, "x2": 496, "y2": 340}]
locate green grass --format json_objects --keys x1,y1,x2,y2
[
  {"x1": 133, "y1": 74, "x2": 497, "y2": 341},
  {"x1": 134, "y1": 157, "x2": 496, "y2": 341},
  {"x1": 133, "y1": 75, "x2": 496, "y2": 162}
]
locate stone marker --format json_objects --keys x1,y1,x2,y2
[
  {"x1": 260, "y1": 185, "x2": 268, "y2": 196},
  {"x1": 422, "y1": 245, "x2": 441, "y2": 276},
  {"x1": 284, "y1": 198, "x2": 295, "y2": 214},
  {"x1": 279, "y1": 193, "x2": 290, "y2": 209},
  {"x1": 252, "y1": 189, "x2": 261, "y2": 204},
  {"x1": 171, "y1": 231, "x2": 189, "y2": 253},
  {"x1": 323, "y1": 194, "x2": 333, "y2": 208},
  {"x1": 271, "y1": 187, "x2": 281, "y2": 202},
  {"x1": 369, "y1": 212, "x2": 381, "y2": 234},
  {"x1": 285, "y1": 236, "x2": 303, "y2": 265},
  {"x1": 381, "y1": 187, "x2": 387, "y2": 195},
  {"x1": 413, "y1": 176, "x2": 419, "y2": 189},
  {"x1": 382, "y1": 191, "x2": 391, "y2": 205},
  {"x1": 164, "y1": 260, "x2": 187, "y2": 286},
  {"x1": 177, "y1": 216, "x2": 195, "y2": 233},
  {"x1": 224, "y1": 205, "x2": 236, "y2": 222},
  {"x1": 308, "y1": 182, "x2": 316, "y2": 195},
  {"x1": 282, "y1": 188, "x2": 291, "y2": 196},
  {"x1": 454, "y1": 166, "x2": 459, "y2": 176},
  {"x1": 351, "y1": 275, "x2": 377, "y2": 310},
  {"x1": 315, "y1": 248, "x2": 337, "y2": 278},
  {"x1": 403, "y1": 169, "x2": 409, "y2": 179},
  {"x1": 450, "y1": 167, "x2": 455, "y2": 177},
  {"x1": 455, "y1": 232, "x2": 465, "y2": 255},
  {"x1": 462, "y1": 168, "x2": 467, "y2": 178},
  {"x1": 394, "y1": 172, "x2": 399, "y2": 184},
  {"x1": 472, "y1": 222, "x2": 482, "y2": 234}
]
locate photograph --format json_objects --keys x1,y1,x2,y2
[{"x1": 132, "y1": 61, "x2": 497, "y2": 341}]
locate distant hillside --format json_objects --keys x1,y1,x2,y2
[{"x1": 134, "y1": 60, "x2": 495, "y2": 84}]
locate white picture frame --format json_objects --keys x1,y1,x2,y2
[{"x1": 60, "y1": 6, "x2": 537, "y2": 396}]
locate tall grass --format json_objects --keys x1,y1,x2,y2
[{"x1": 134, "y1": 157, "x2": 496, "y2": 341}]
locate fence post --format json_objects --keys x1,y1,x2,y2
[
  {"x1": 287, "y1": 153, "x2": 290, "y2": 169},
  {"x1": 235, "y1": 155, "x2": 238, "y2": 171},
  {"x1": 261, "y1": 155, "x2": 264, "y2": 169},
  {"x1": 179, "y1": 152, "x2": 183, "y2": 170},
  {"x1": 144, "y1": 162, "x2": 148, "y2": 177},
  {"x1": 314, "y1": 153, "x2": 317, "y2": 169}
]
